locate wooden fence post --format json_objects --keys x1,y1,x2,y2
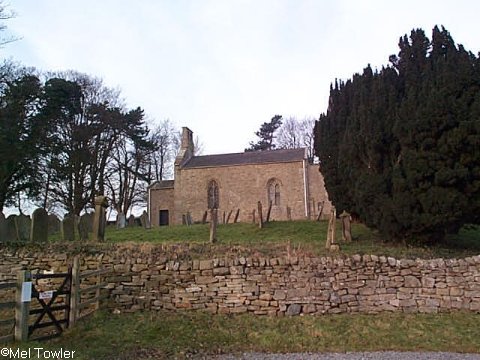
[
  {"x1": 95, "y1": 269, "x2": 101, "y2": 311},
  {"x1": 15, "y1": 270, "x2": 30, "y2": 342},
  {"x1": 69, "y1": 256, "x2": 80, "y2": 327}
]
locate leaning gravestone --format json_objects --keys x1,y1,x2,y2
[
  {"x1": 6, "y1": 215, "x2": 17, "y2": 242},
  {"x1": 116, "y1": 213, "x2": 126, "y2": 229},
  {"x1": 15, "y1": 214, "x2": 31, "y2": 242},
  {"x1": 30, "y1": 208, "x2": 48, "y2": 243},
  {"x1": 48, "y1": 214, "x2": 61, "y2": 235},
  {"x1": 62, "y1": 214, "x2": 75, "y2": 241},
  {"x1": 78, "y1": 213, "x2": 91, "y2": 241},
  {"x1": 0, "y1": 213, "x2": 7, "y2": 242},
  {"x1": 127, "y1": 214, "x2": 136, "y2": 227}
]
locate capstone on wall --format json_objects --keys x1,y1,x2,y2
[{"x1": 1, "y1": 245, "x2": 479, "y2": 316}]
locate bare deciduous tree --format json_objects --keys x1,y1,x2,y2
[
  {"x1": 105, "y1": 134, "x2": 151, "y2": 217},
  {"x1": 148, "y1": 119, "x2": 176, "y2": 181},
  {"x1": 276, "y1": 116, "x2": 316, "y2": 162},
  {"x1": 0, "y1": 1, "x2": 19, "y2": 47}
]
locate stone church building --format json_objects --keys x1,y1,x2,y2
[{"x1": 148, "y1": 127, "x2": 331, "y2": 226}]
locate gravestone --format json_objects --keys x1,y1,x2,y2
[
  {"x1": 6, "y1": 215, "x2": 17, "y2": 242},
  {"x1": 116, "y1": 213, "x2": 126, "y2": 229},
  {"x1": 128, "y1": 214, "x2": 136, "y2": 227},
  {"x1": 48, "y1": 214, "x2": 61, "y2": 235},
  {"x1": 226, "y1": 210, "x2": 233, "y2": 224},
  {"x1": 286, "y1": 206, "x2": 292, "y2": 221},
  {"x1": 78, "y1": 213, "x2": 92, "y2": 241},
  {"x1": 340, "y1": 210, "x2": 352, "y2": 242},
  {"x1": 84, "y1": 212, "x2": 94, "y2": 232},
  {"x1": 325, "y1": 207, "x2": 338, "y2": 251},
  {"x1": 257, "y1": 201, "x2": 263, "y2": 229},
  {"x1": 186, "y1": 212, "x2": 192, "y2": 226},
  {"x1": 30, "y1": 208, "x2": 48, "y2": 243},
  {"x1": 266, "y1": 201, "x2": 272, "y2": 222},
  {"x1": 209, "y1": 208, "x2": 218, "y2": 243},
  {"x1": 0, "y1": 213, "x2": 6, "y2": 242},
  {"x1": 140, "y1": 210, "x2": 150, "y2": 229},
  {"x1": 62, "y1": 214, "x2": 75, "y2": 241},
  {"x1": 316, "y1": 201, "x2": 325, "y2": 221},
  {"x1": 15, "y1": 214, "x2": 31, "y2": 242},
  {"x1": 92, "y1": 196, "x2": 108, "y2": 241}
]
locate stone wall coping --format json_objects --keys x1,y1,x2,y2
[{"x1": 2, "y1": 244, "x2": 479, "y2": 268}]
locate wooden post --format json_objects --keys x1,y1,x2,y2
[
  {"x1": 202, "y1": 211, "x2": 208, "y2": 224},
  {"x1": 266, "y1": 201, "x2": 272, "y2": 222},
  {"x1": 209, "y1": 209, "x2": 218, "y2": 243},
  {"x1": 222, "y1": 211, "x2": 226, "y2": 225},
  {"x1": 257, "y1": 201, "x2": 263, "y2": 229},
  {"x1": 252, "y1": 209, "x2": 256, "y2": 224},
  {"x1": 15, "y1": 270, "x2": 30, "y2": 342},
  {"x1": 95, "y1": 267, "x2": 101, "y2": 311},
  {"x1": 69, "y1": 256, "x2": 80, "y2": 327},
  {"x1": 233, "y1": 209, "x2": 240, "y2": 223}
]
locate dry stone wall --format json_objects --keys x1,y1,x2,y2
[{"x1": 1, "y1": 245, "x2": 479, "y2": 315}]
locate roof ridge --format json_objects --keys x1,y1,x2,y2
[{"x1": 182, "y1": 147, "x2": 306, "y2": 169}]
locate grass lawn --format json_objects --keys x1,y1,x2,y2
[
  {"x1": 87, "y1": 220, "x2": 480, "y2": 260},
  {"x1": 11, "y1": 310, "x2": 480, "y2": 359}
]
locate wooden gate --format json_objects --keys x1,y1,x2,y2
[{"x1": 28, "y1": 270, "x2": 72, "y2": 341}]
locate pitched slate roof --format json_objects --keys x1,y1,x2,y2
[
  {"x1": 148, "y1": 180, "x2": 174, "y2": 189},
  {"x1": 182, "y1": 148, "x2": 306, "y2": 169}
]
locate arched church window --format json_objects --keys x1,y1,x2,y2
[
  {"x1": 267, "y1": 179, "x2": 281, "y2": 206},
  {"x1": 207, "y1": 180, "x2": 219, "y2": 209}
]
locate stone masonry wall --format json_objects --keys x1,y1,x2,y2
[
  {"x1": 171, "y1": 161, "x2": 332, "y2": 225},
  {"x1": 1, "y1": 245, "x2": 479, "y2": 315}
]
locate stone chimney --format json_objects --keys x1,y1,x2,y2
[{"x1": 175, "y1": 127, "x2": 194, "y2": 166}]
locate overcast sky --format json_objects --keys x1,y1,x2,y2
[{"x1": 4, "y1": 0, "x2": 480, "y2": 155}]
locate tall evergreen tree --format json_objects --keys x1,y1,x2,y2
[
  {"x1": 0, "y1": 70, "x2": 47, "y2": 212},
  {"x1": 314, "y1": 26, "x2": 480, "y2": 243}
]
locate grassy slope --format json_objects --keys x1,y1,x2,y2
[
  {"x1": 99, "y1": 220, "x2": 480, "y2": 259},
  {"x1": 14, "y1": 310, "x2": 480, "y2": 359}
]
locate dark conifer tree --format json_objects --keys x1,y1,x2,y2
[
  {"x1": 246, "y1": 115, "x2": 283, "y2": 151},
  {"x1": 314, "y1": 26, "x2": 480, "y2": 243}
]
